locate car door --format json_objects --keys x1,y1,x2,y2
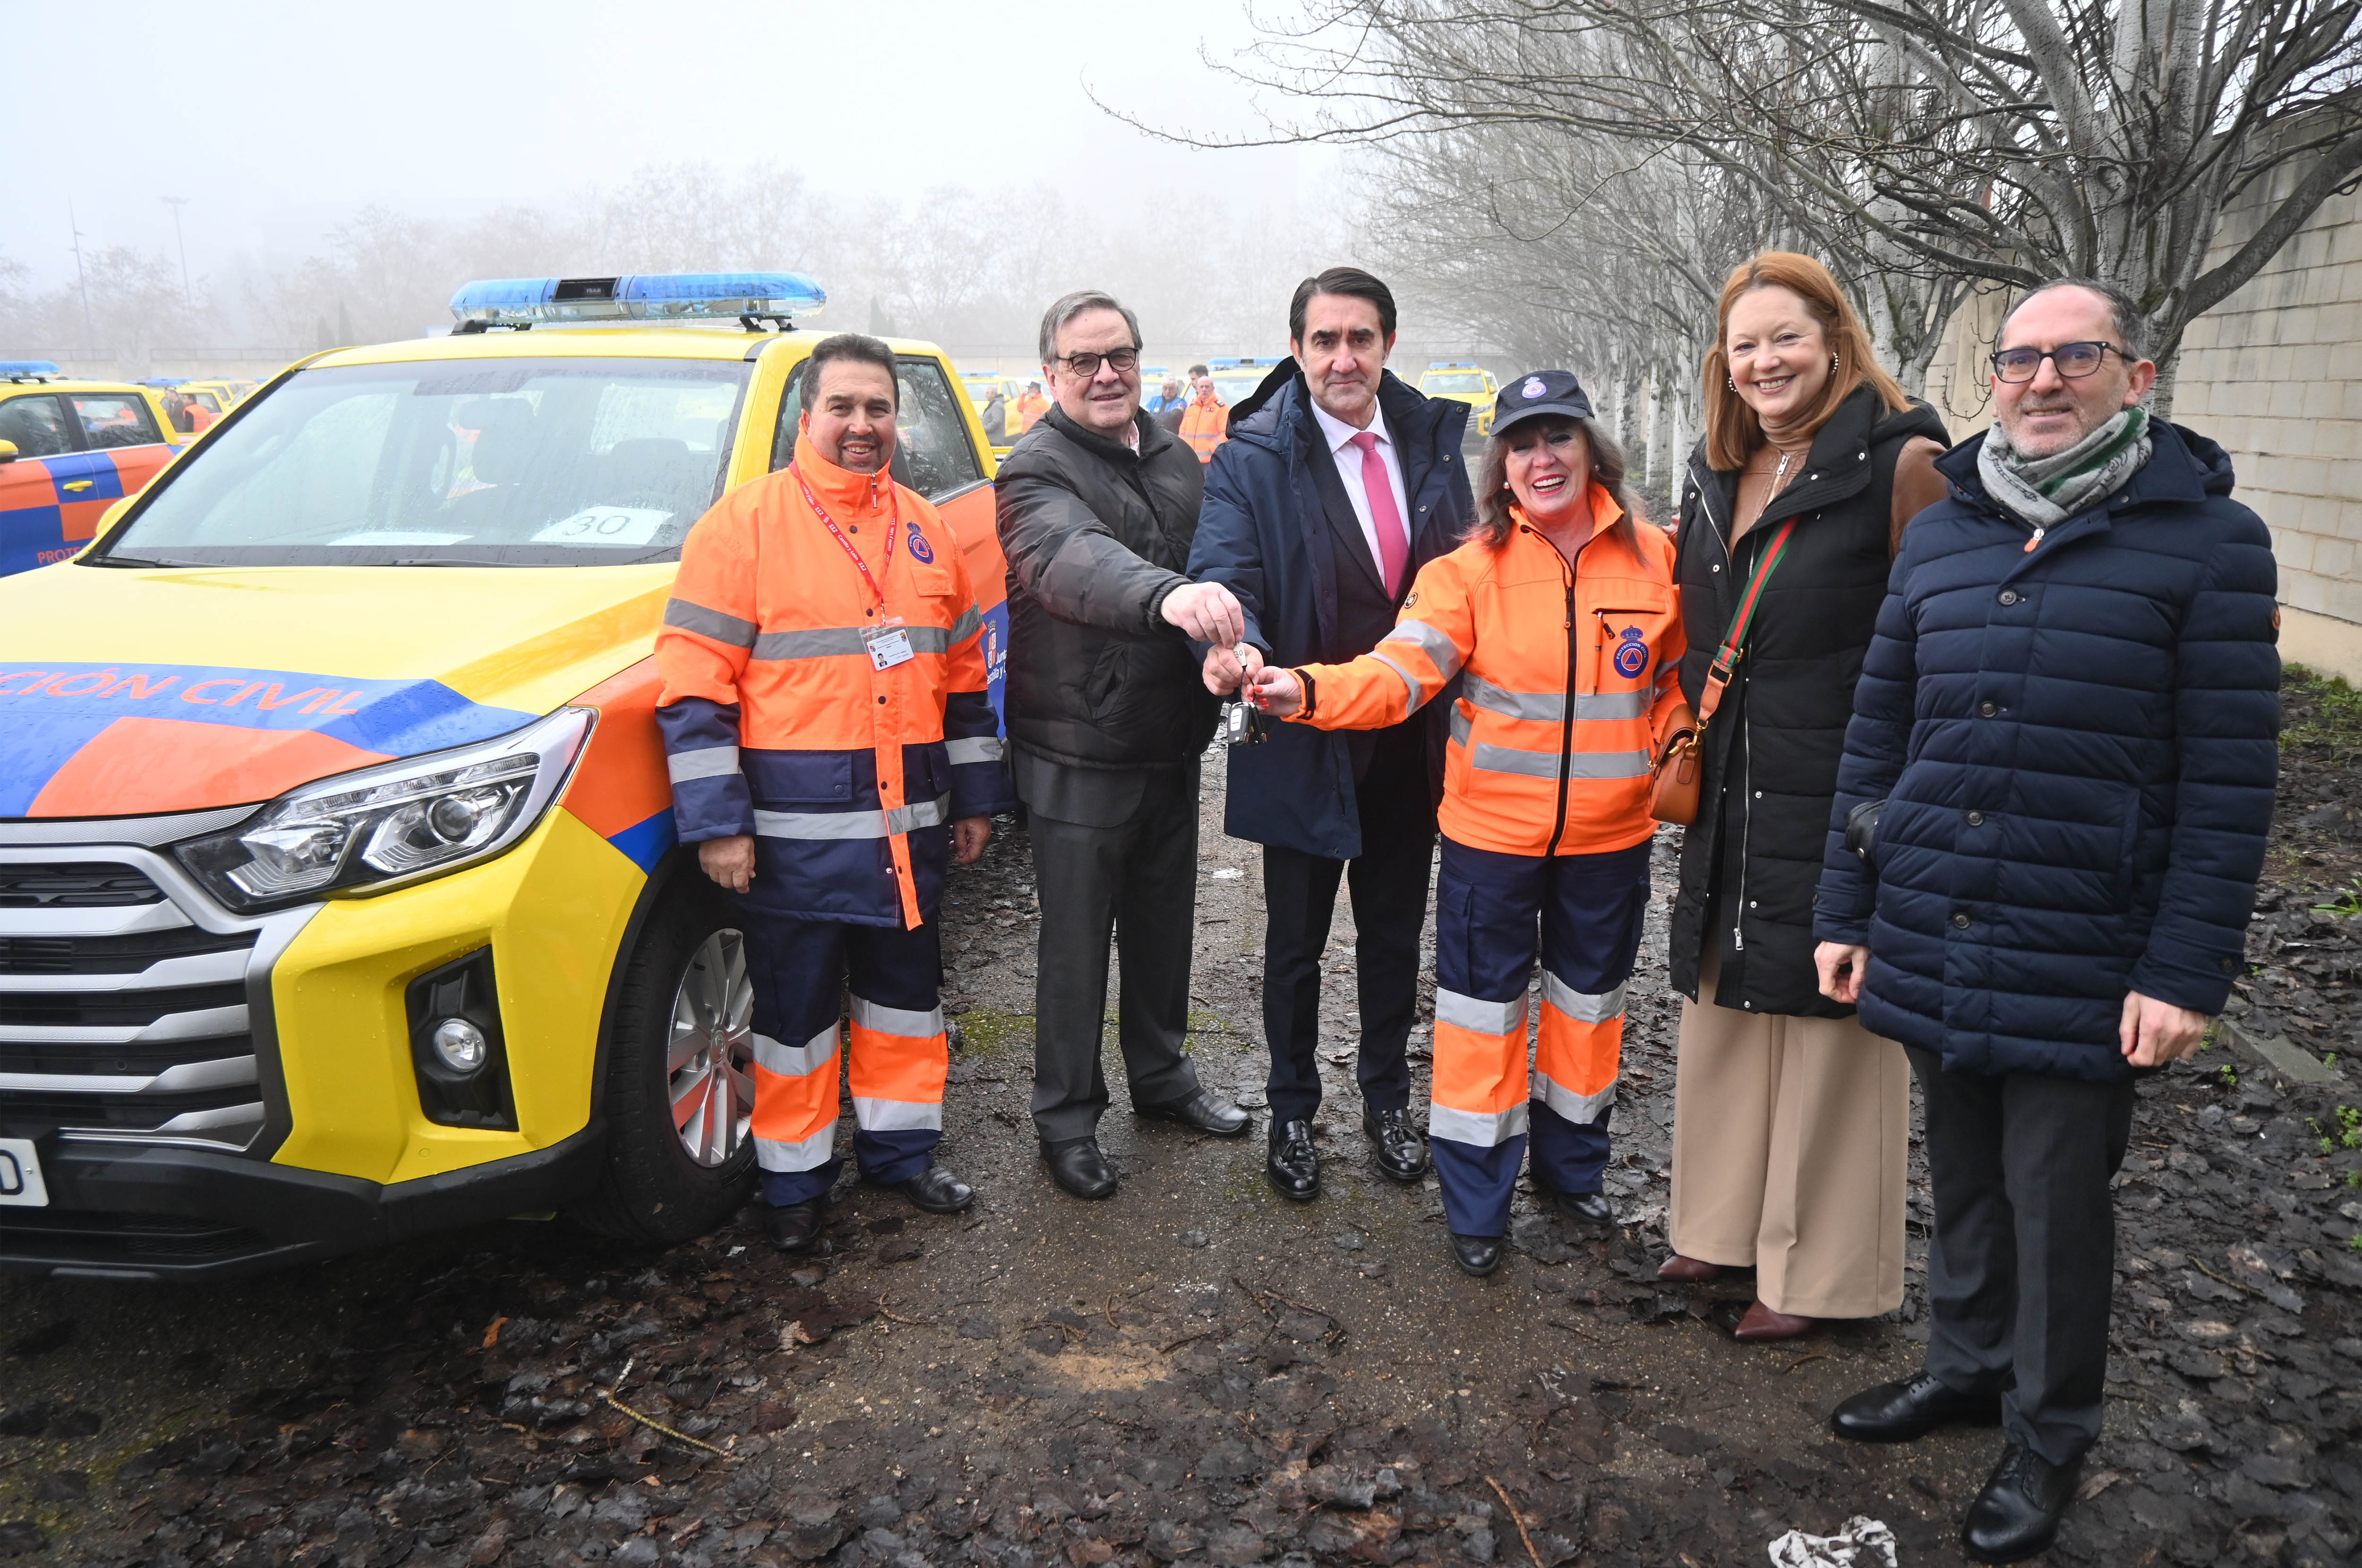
[
  {"x1": 0, "y1": 392, "x2": 77, "y2": 576},
  {"x1": 63, "y1": 391, "x2": 174, "y2": 543}
]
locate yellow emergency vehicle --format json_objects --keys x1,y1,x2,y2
[
  {"x1": 1, "y1": 364, "x2": 191, "y2": 579},
  {"x1": 1418, "y1": 362, "x2": 1499, "y2": 435},
  {"x1": 958, "y1": 368, "x2": 1023, "y2": 460},
  {"x1": 0, "y1": 273, "x2": 1009, "y2": 1279}
]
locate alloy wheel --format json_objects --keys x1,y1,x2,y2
[{"x1": 668, "y1": 928, "x2": 755, "y2": 1167}]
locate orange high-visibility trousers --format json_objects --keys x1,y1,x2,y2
[
  {"x1": 744, "y1": 912, "x2": 948, "y2": 1206},
  {"x1": 1428, "y1": 836, "x2": 1652, "y2": 1238}
]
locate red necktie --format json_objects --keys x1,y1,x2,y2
[{"x1": 1350, "y1": 430, "x2": 1408, "y2": 597}]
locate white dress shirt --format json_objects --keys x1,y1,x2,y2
[{"x1": 1307, "y1": 397, "x2": 1408, "y2": 584}]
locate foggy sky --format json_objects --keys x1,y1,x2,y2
[{"x1": 1, "y1": 0, "x2": 1325, "y2": 292}]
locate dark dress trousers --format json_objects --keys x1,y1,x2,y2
[
  {"x1": 1189, "y1": 367, "x2": 1473, "y2": 1126},
  {"x1": 996, "y1": 407, "x2": 1221, "y2": 1142}
]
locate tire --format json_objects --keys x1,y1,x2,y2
[{"x1": 570, "y1": 871, "x2": 759, "y2": 1243}]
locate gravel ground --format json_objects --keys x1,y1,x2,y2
[{"x1": 1, "y1": 670, "x2": 2358, "y2": 1567}]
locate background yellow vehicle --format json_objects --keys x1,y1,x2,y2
[
  {"x1": 0, "y1": 273, "x2": 1008, "y2": 1279},
  {"x1": 1419, "y1": 362, "x2": 1499, "y2": 435},
  {"x1": 1207, "y1": 355, "x2": 1285, "y2": 410},
  {"x1": 0, "y1": 364, "x2": 189, "y2": 577}
]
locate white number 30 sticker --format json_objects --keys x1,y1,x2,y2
[{"x1": 532, "y1": 507, "x2": 673, "y2": 545}]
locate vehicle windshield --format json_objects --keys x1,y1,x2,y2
[
  {"x1": 1424, "y1": 372, "x2": 1488, "y2": 394},
  {"x1": 100, "y1": 357, "x2": 749, "y2": 566},
  {"x1": 1211, "y1": 372, "x2": 1265, "y2": 405}
]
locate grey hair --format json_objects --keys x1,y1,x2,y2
[
  {"x1": 2001, "y1": 278, "x2": 2148, "y2": 361},
  {"x1": 1038, "y1": 290, "x2": 1142, "y2": 367}
]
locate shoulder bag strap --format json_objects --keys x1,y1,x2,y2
[{"x1": 1695, "y1": 516, "x2": 1799, "y2": 730}]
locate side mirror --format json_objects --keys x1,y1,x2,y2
[{"x1": 0, "y1": 440, "x2": 17, "y2": 464}]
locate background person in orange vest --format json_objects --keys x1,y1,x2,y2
[
  {"x1": 1013, "y1": 381, "x2": 1050, "y2": 435},
  {"x1": 1179, "y1": 363, "x2": 1226, "y2": 463},
  {"x1": 656, "y1": 332, "x2": 1013, "y2": 1253},
  {"x1": 1246, "y1": 370, "x2": 1689, "y2": 1277}
]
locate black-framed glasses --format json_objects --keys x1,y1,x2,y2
[
  {"x1": 1989, "y1": 341, "x2": 2125, "y2": 383},
  {"x1": 1053, "y1": 346, "x2": 1139, "y2": 377}
]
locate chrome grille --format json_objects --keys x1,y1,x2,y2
[{"x1": 0, "y1": 851, "x2": 269, "y2": 1150}]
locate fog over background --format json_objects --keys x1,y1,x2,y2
[{"x1": 0, "y1": 0, "x2": 1414, "y2": 373}]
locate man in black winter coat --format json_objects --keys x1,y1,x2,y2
[
  {"x1": 995, "y1": 290, "x2": 1254, "y2": 1202},
  {"x1": 1186, "y1": 267, "x2": 1473, "y2": 1204},
  {"x1": 1812, "y1": 280, "x2": 2279, "y2": 1565}
]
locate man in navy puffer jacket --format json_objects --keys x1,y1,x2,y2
[{"x1": 1811, "y1": 280, "x2": 2278, "y2": 1564}]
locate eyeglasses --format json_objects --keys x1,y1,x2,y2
[
  {"x1": 1988, "y1": 341, "x2": 2125, "y2": 383},
  {"x1": 1052, "y1": 347, "x2": 1139, "y2": 377}
]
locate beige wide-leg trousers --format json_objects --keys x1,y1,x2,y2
[{"x1": 1668, "y1": 953, "x2": 1910, "y2": 1318}]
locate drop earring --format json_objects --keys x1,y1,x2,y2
[{"x1": 1727, "y1": 376, "x2": 1737, "y2": 391}]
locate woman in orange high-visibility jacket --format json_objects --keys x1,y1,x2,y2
[
  {"x1": 1247, "y1": 369, "x2": 1689, "y2": 1277},
  {"x1": 657, "y1": 335, "x2": 1013, "y2": 1252}
]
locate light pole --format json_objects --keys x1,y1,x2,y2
[
  {"x1": 67, "y1": 201, "x2": 94, "y2": 358},
  {"x1": 161, "y1": 196, "x2": 191, "y2": 301}
]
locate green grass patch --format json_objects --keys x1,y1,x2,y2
[
  {"x1": 952, "y1": 1007, "x2": 1033, "y2": 1057},
  {"x1": 2282, "y1": 665, "x2": 2362, "y2": 761}
]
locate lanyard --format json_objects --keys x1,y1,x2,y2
[{"x1": 790, "y1": 464, "x2": 900, "y2": 608}]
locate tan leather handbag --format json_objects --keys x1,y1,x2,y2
[{"x1": 1649, "y1": 516, "x2": 1800, "y2": 827}]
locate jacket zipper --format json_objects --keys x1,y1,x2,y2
[
  {"x1": 1527, "y1": 526, "x2": 1583, "y2": 856},
  {"x1": 1690, "y1": 454, "x2": 1747, "y2": 957}
]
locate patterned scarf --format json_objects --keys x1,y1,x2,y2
[{"x1": 1977, "y1": 407, "x2": 2152, "y2": 529}]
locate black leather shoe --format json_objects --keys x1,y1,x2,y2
[
  {"x1": 1545, "y1": 1188, "x2": 1616, "y2": 1226},
  {"x1": 898, "y1": 1163, "x2": 974, "y2": 1214},
  {"x1": 1451, "y1": 1233, "x2": 1504, "y2": 1277},
  {"x1": 1136, "y1": 1090, "x2": 1251, "y2": 1137},
  {"x1": 1831, "y1": 1372, "x2": 2004, "y2": 1443},
  {"x1": 1266, "y1": 1120, "x2": 1320, "y2": 1202},
  {"x1": 765, "y1": 1200, "x2": 827, "y2": 1253},
  {"x1": 1362, "y1": 1108, "x2": 1428, "y2": 1182},
  {"x1": 1962, "y1": 1443, "x2": 2081, "y2": 1564},
  {"x1": 1040, "y1": 1137, "x2": 1117, "y2": 1201}
]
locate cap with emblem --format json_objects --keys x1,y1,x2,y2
[{"x1": 1489, "y1": 368, "x2": 1594, "y2": 438}]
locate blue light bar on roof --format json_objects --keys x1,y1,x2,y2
[
  {"x1": 1, "y1": 361, "x2": 61, "y2": 378},
  {"x1": 1429, "y1": 361, "x2": 1480, "y2": 368},
  {"x1": 448, "y1": 272, "x2": 827, "y2": 326}
]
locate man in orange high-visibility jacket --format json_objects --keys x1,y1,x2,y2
[
  {"x1": 656, "y1": 332, "x2": 1014, "y2": 1253},
  {"x1": 1012, "y1": 381, "x2": 1050, "y2": 435},
  {"x1": 1247, "y1": 370, "x2": 1688, "y2": 1278},
  {"x1": 1178, "y1": 364, "x2": 1227, "y2": 464}
]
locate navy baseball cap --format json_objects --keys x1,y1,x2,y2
[{"x1": 1490, "y1": 369, "x2": 1594, "y2": 436}]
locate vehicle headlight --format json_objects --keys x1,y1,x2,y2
[{"x1": 176, "y1": 707, "x2": 595, "y2": 912}]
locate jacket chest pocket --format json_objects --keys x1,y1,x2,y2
[{"x1": 1587, "y1": 596, "x2": 1676, "y2": 691}]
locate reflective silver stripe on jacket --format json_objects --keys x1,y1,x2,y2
[
  {"x1": 1380, "y1": 618, "x2": 1464, "y2": 681},
  {"x1": 665, "y1": 598, "x2": 758, "y2": 648},
  {"x1": 750, "y1": 624, "x2": 954, "y2": 660},
  {"x1": 754, "y1": 1026, "x2": 839, "y2": 1078},
  {"x1": 752, "y1": 793, "x2": 952, "y2": 840},
  {"x1": 1434, "y1": 986, "x2": 1529, "y2": 1037},
  {"x1": 666, "y1": 744, "x2": 741, "y2": 783},
  {"x1": 948, "y1": 604, "x2": 984, "y2": 643},
  {"x1": 1367, "y1": 649, "x2": 1427, "y2": 713},
  {"x1": 1541, "y1": 971, "x2": 1628, "y2": 1024},
  {"x1": 1450, "y1": 707, "x2": 1649, "y2": 780},
  {"x1": 1429, "y1": 1100, "x2": 1531, "y2": 1148},
  {"x1": 1463, "y1": 674, "x2": 1649, "y2": 723},
  {"x1": 944, "y1": 735, "x2": 1005, "y2": 765}
]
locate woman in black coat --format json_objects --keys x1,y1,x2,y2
[{"x1": 1660, "y1": 252, "x2": 1950, "y2": 1339}]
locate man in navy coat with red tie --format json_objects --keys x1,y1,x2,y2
[{"x1": 1187, "y1": 266, "x2": 1476, "y2": 1204}]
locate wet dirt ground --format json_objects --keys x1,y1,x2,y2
[{"x1": 1, "y1": 672, "x2": 2358, "y2": 1568}]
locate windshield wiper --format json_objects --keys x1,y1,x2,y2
[
  {"x1": 81, "y1": 554, "x2": 216, "y2": 569},
  {"x1": 385, "y1": 557, "x2": 527, "y2": 568}
]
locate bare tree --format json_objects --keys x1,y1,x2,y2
[{"x1": 1130, "y1": 0, "x2": 2362, "y2": 410}]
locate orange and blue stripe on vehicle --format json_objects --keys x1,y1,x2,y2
[
  {"x1": 557, "y1": 659, "x2": 679, "y2": 874},
  {"x1": 0, "y1": 661, "x2": 539, "y2": 817}
]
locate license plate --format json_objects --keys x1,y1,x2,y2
[{"x1": 0, "y1": 1138, "x2": 47, "y2": 1207}]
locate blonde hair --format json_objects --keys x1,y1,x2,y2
[{"x1": 1701, "y1": 252, "x2": 1908, "y2": 471}]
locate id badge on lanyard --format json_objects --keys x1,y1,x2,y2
[{"x1": 865, "y1": 616, "x2": 916, "y2": 671}]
